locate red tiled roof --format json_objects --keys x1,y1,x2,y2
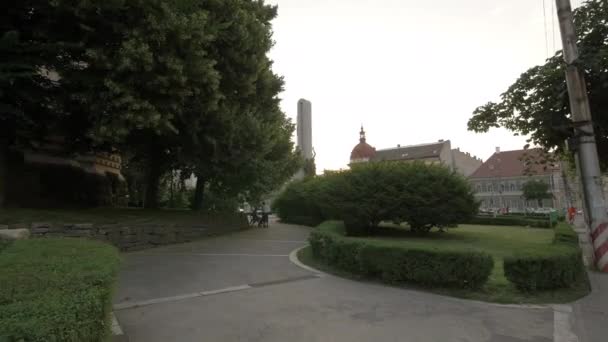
[{"x1": 469, "y1": 149, "x2": 559, "y2": 178}]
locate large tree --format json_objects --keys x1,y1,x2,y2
[
  {"x1": 1, "y1": 0, "x2": 299, "y2": 209},
  {"x1": 468, "y1": 0, "x2": 608, "y2": 171},
  {"x1": 1, "y1": 0, "x2": 221, "y2": 208}
]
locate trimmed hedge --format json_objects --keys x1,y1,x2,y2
[
  {"x1": 503, "y1": 223, "x2": 584, "y2": 291},
  {"x1": 0, "y1": 238, "x2": 121, "y2": 341},
  {"x1": 309, "y1": 221, "x2": 494, "y2": 289},
  {"x1": 468, "y1": 216, "x2": 555, "y2": 228}
]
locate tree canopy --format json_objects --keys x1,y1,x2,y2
[
  {"x1": 0, "y1": 0, "x2": 300, "y2": 209},
  {"x1": 522, "y1": 180, "x2": 553, "y2": 207},
  {"x1": 467, "y1": 0, "x2": 608, "y2": 171}
]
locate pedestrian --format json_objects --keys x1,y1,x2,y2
[
  {"x1": 261, "y1": 201, "x2": 271, "y2": 228},
  {"x1": 568, "y1": 206, "x2": 576, "y2": 224}
]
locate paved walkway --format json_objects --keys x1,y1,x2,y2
[
  {"x1": 114, "y1": 221, "x2": 576, "y2": 342},
  {"x1": 571, "y1": 216, "x2": 608, "y2": 342}
]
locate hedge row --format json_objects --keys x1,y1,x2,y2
[
  {"x1": 503, "y1": 223, "x2": 584, "y2": 291},
  {"x1": 309, "y1": 221, "x2": 494, "y2": 289},
  {"x1": 0, "y1": 238, "x2": 121, "y2": 341},
  {"x1": 467, "y1": 216, "x2": 555, "y2": 228}
]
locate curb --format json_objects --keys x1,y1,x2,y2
[
  {"x1": 288, "y1": 246, "x2": 556, "y2": 310},
  {"x1": 111, "y1": 312, "x2": 129, "y2": 342},
  {"x1": 288, "y1": 245, "x2": 325, "y2": 276}
]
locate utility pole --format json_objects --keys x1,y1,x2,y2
[{"x1": 555, "y1": 0, "x2": 608, "y2": 272}]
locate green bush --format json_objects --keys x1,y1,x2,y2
[
  {"x1": 277, "y1": 163, "x2": 479, "y2": 233},
  {"x1": 468, "y1": 216, "x2": 554, "y2": 228},
  {"x1": 0, "y1": 238, "x2": 121, "y2": 341},
  {"x1": 553, "y1": 222, "x2": 579, "y2": 244},
  {"x1": 273, "y1": 174, "x2": 340, "y2": 226},
  {"x1": 504, "y1": 223, "x2": 584, "y2": 291},
  {"x1": 504, "y1": 248, "x2": 583, "y2": 291},
  {"x1": 309, "y1": 221, "x2": 494, "y2": 289}
]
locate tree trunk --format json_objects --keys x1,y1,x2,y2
[
  {"x1": 0, "y1": 142, "x2": 7, "y2": 208},
  {"x1": 144, "y1": 151, "x2": 163, "y2": 209},
  {"x1": 192, "y1": 174, "x2": 206, "y2": 211}
]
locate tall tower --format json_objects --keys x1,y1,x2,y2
[{"x1": 297, "y1": 99, "x2": 313, "y2": 160}]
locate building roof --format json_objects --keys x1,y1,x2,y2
[
  {"x1": 469, "y1": 149, "x2": 559, "y2": 179},
  {"x1": 371, "y1": 141, "x2": 446, "y2": 162},
  {"x1": 350, "y1": 127, "x2": 376, "y2": 160}
]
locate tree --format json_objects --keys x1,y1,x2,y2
[
  {"x1": 467, "y1": 0, "x2": 608, "y2": 171},
  {"x1": 522, "y1": 180, "x2": 553, "y2": 208},
  {"x1": 183, "y1": 0, "x2": 300, "y2": 210},
  {"x1": 1, "y1": 0, "x2": 221, "y2": 208}
]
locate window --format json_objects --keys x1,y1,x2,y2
[
  {"x1": 500, "y1": 184, "x2": 505, "y2": 192},
  {"x1": 482, "y1": 183, "x2": 487, "y2": 192},
  {"x1": 476, "y1": 184, "x2": 481, "y2": 193},
  {"x1": 510, "y1": 183, "x2": 515, "y2": 191}
]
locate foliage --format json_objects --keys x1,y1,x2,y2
[
  {"x1": 303, "y1": 158, "x2": 317, "y2": 178},
  {"x1": 272, "y1": 175, "x2": 339, "y2": 226},
  {"x1": 467, "y1": 216, "x2": 555, "y2": 228},
  {"x1": 309, "y1": 221, "x2": 494, "y2": 289},
  {"x1": 522, "y1": 180, "x2": 553, "y2": 207},
  {"x1": 6, "y1": 162, "x2": 120, "y2": 208},
  {"x1": 467, "y1": 0, "x2": 608, "y2": 171},
  {"x1": 1, "y1": 0, "x2": 299, "y2": 209},
  {"x1": 274, "y1": 162, "x2": 479, "y2": 233},
  {"x1": 553, "y1": 222, "x2": 580, "y2": 244},
  {"x1": 503, "y1": 223, "x2": 584, "y2": 291},
  {"x1": 0, "y1": 238, "x2": 121, "y2": 341}
]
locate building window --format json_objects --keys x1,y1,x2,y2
[
  {"x1": 482, "y1": 183, "x2": 487, "y2": 192},
  {"x1": 500, "y1": 184, "x2": 505, "y2": 192},
  {"x1": 510, "y1": 183, "x2": 515, "y2": 191}
]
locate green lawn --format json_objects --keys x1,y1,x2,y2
[
  {"x1": 300, "y1": 223, "x2": 590, "y2": 304},
  {"x1": 0, "y1": 207, "x2": 237, "y2": 225}
]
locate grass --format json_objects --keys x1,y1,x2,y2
[
  {"x1": 300, "y1": 222, "x2": 590, "y2": 304},
  {"x1": 0, "y1": 207, "x2": 238, "y2": 225},
  {"x1": 0, "y1": 238, "x2": 121, "y2": 341}
]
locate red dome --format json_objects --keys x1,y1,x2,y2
[
  {"x1": 351, "y1": 142, "x2": 376, "y2": 160},
  {"x1": 350, "y1": 126, "x2": 375, "y2": 161}
]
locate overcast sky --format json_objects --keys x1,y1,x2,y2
[{"x1": 267, "y1": 0, "x2": 583, "y2": 172}]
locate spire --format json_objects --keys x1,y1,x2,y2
[{"x1": 359, "y1": 125, "x2": 366, "y2": 143}]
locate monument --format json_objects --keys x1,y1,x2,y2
[{"x1": 297, "y1": 99, "x2": 313, "y2": 160}]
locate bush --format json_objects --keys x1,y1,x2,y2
[
  {"x1": 277, "y1": 163, "x2": 479, "y2": 233},
  {"x1": 503, "y1": 223, "x2": 584, "y2": 291},
  {"x1": 467, "y1": 216, "x2": 554, "y2": 228},
  {"x1": 0, "y1": 238, "x2": 121, "y2": 341},
  {"x1": 554, "y1": 222, "x2": 579, "y2": 244},
  {"x1": 309, "y1": 221, "x2": 494, "y2": 289},
  {"x1": 273, "y1": 174, "x2": 340, "y2": 226},
  {"x1": 504, "y1": 248, "x2": 583, "y2": 291}
]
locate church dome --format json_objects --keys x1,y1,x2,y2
[{"x1": 350, "y1": 127, "x2": 375, "y2": 161}]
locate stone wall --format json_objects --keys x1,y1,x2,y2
[{"x1": 2, "y1": 216, "x2": 249, "y2": 251}]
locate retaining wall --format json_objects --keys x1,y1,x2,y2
[{"x1": 1, "y1": 215, "x2": 249, "y2": 251}]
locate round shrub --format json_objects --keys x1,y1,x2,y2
[
  {"x1": 273, "y1": 173, "x2": 341, "y2": 226},
  {"x1": 327, "y1": 162, "x2": 479, "y2": 234}
]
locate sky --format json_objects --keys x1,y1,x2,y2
[{"x1": 267, "y1": 0, "x2": 584, "y2": 172}]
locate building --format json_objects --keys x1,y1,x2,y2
[
  {"x1": 469, "y1": 148, "x2": 568, "y2": 212},
  {"x1": 349, "y1": 127, "x2": 482, "y2": 177},
  {"x1": 297, "y1": 99, "x2": 313, "y2": 160}
]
